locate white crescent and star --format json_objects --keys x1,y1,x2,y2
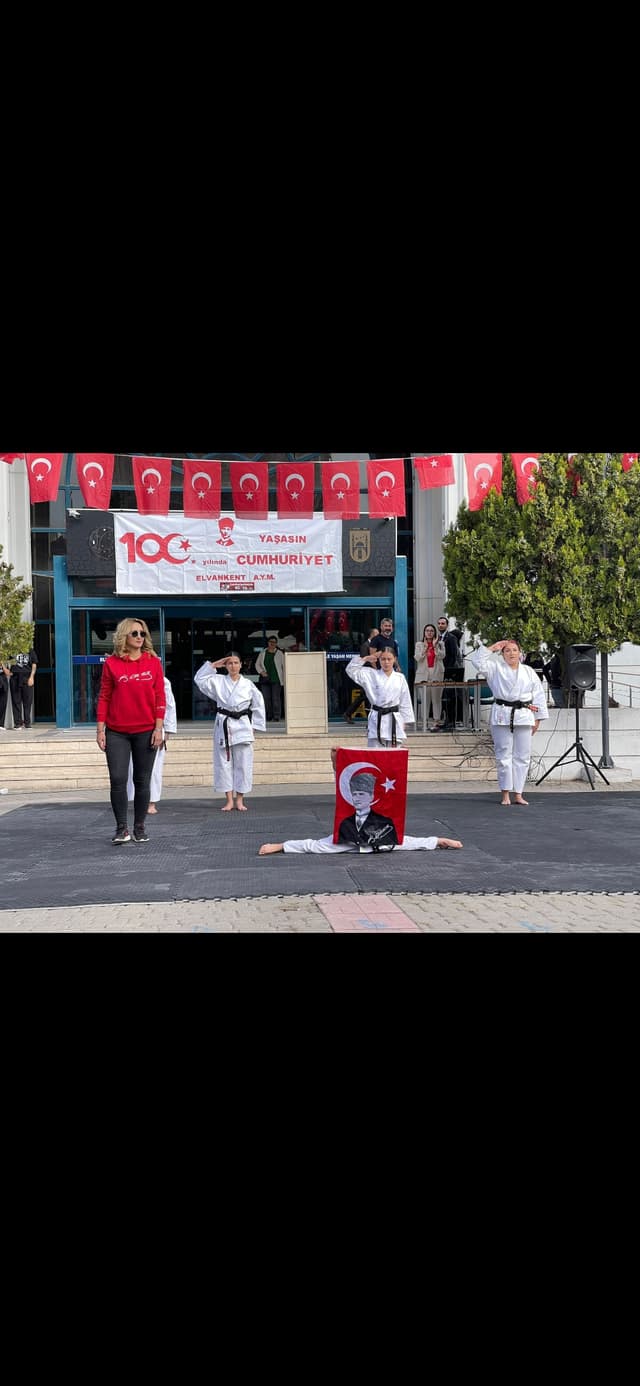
[
  {"x1": 82, "y1": 460, "x2": 105, "y2": 491},
  {"x1": 520, "y1": 457, "x2": 540, "y2": 477},
  {"x1": 141, "y1": 467, "x2": 162, "y2": 494},
  {"x1": 191, "y1": 471, "x2": 213, "y2": 499},
  {"x1": 473, "y1": 462, "x2": 494, "y2": 481},
  {"x1": 376, "y1": 469, "x2": 397, "y2": 491},
  {"x1": 285, "y1": 472, "x2": 306, "y2": 499},
  {"x1": 331, "y1": 472, "x2": 352, "y2": 491},
  {"x1": 31, "y1": 457, "x2": 52, "y2": 478},
  {"x1": 239, "y1": 472, "x2": 260, "y2": 499}
]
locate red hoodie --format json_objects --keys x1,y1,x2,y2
[{"x1": 97, "y1": 653, "x2": 167, "y2": 733}]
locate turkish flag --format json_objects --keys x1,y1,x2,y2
[
  {"x1": 183, "y1": 460, "x2": 222, "y2": 518},
  {"x1": 0, "y1": 453, "x2": 24, "y2": 465},
  {"x1": 132, "y1": 455, "x2": 173, "y2": 515},
  {"x1": 276, "y1": 462, "x2": 315, "y2": 519},
  {"x1": 322, "y1": 460, "x2": 360, "y2": 519},
  {"x1": 511, "y1": 453, "x2": 541, "y2": 504},
  {"x1": 25, "y1": 453, "x2": 65, "y2": 503},
  {"x1": 230, "y1": 462, "x2": 269, "y2": 520},
  {"x1": 333, "y1": 747, "x2": 409, "y2": 847},
  {"x1": 76, "y1": 453, "x2": 115, "y2": 509},
  {"x1": 367, "y1": 458, "x2": 406, "y2": 517},
  {"x1": 464, "y1": 453, "x2": 502, "y2": 511},
  {"x1": 414, "y1": 454, "x2": 455, "y2": 488},
  {"x1": 622, "y1": 453, "x2": 638, "y2": 472}
]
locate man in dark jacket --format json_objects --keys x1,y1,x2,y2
[{"x1": 436, "y1": 617, "x2": 460, "y2": 731}]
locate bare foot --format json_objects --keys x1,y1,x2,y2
[
  {"x1": 501, "y1": 797, "x2": 511, "y2": 807},
  {"x1": 148, "y1": 805, "x2": 158, "y2": 814},
  {"x1": 221, "y1": 804, "x2": 234, "y2": 812},
  {"x1": 236, "y1": 804, "x2": 248, "y2": 812},
  {"x1": 258, "y1": 843, "x2": 284, "y2": 855},
  {"x1": 437, "y1": 838, "x2": 463, "y2": 849},
  {"x1": 513, "y1": 795, "x2": 529, "y2": 806}
]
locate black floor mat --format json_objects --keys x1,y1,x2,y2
[{"x1": 1, "y1": 793, "x2": 639, "y2": 908}]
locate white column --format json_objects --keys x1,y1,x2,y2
[{"x1": 0, "y1": 458, "x2": 32, "y2": 618}]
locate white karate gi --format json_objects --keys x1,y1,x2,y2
[
  {"x1": 283, "y1": 835, "x2": 439, "y2": 853},
  {"x1": 345, "y1": 657, "x2": 415, "y2": 747},
  {"x1": 194, "y1": 663, "x2": 266, "y2": 794},
  {"x1": 127, "y1": 676, "x2": 177, "y2": 805},
  {"x1": 471, "y1": 645, "x2": 549, "y2": 793}
]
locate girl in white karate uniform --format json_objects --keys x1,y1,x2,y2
[
  {"x1": 194, "y1": 653, "x2": 266, "y2": 812},
  {"x1": 471, "y1": 639, "x2": 548, "y2": 806},
  {"x1": 345, "y1": 648, "x2": 414, "y2": 747},
  {"x1": 127, "y1": 675, "x2": 177, "y2": 813}
]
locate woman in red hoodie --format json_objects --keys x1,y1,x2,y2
[{"x1": 96, "y1": 618, "x2": 166, "y2": 845}]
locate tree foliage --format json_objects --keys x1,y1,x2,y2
[
  {"x1": 0, "y1": 544, "x2": 33, "y2": 664},
  {"x1": 442, "y1": 454, "x2": 640, "y2": 654}
]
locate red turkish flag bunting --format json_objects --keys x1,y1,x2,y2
[
  {"x1": 567, "y1": 453, "x2": 581, "y2": 494},
  {"x1": 511, "y1": 453, "x2": 541, "y2": 504},
  {"x1": 25, "y1": 453, "x2": 65, "y2": 503},
  {"x1": 0, "y1": 453, "x2": 24, "y2": 464},
  {"x1": 230, "y1": 462, "x2": 269, "y2": 520},
  {"x1": 333, "y1": 748, "x2": 409, "y2": 847},
  {"x1": 76, "y1": 453, "x2": 115, "y2": 509},
  {"x1": 622, "y1": 453, "x2": 638, "y2": 472},
  {"x1": 183, "y1": 460, "x2": 222, "y2": 518},
  {"x1": 414, "y1": 454, "x2": 455, "y2": 488},
  {"x1": 367, "y1": 458, "x2": 406, "y2": 517},
  {"x1": 277, "y1": 462, "x2": 315, "y2": 519},
  {"x1": 322, "y1": 460, "x2": 361, "y2": 519},
  {"x1": 132, "y1": 455, "x2": 173, "y2": 515},
  {"x1": 464, "y1": 453, "x2": 503, "y2": 511}
]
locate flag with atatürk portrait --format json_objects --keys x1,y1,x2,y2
[
  {"x1": 464, "y1": 453, "x2": 502, "y2": 511},
  {"x1": 511, "y1": 453, "x2": 541, "y2": 504},
  {"x1": 333, "y1": 747, "x2": 408, "y2": 847},
  {"x1": 414, "y1": 454, "x2": 455, "y2": 488}
]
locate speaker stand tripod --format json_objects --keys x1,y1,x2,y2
[{"x1": 536, "y1": 703, "x2": 609, "y2": 790}]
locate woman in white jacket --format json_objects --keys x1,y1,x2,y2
[
  {"x1": 127, "y1": 675, "x2": 177, "y2": 813},
  {"x1": 194, "y1": 654, "x2": 266, "y2": 811},
  {"x1": 471, "y1": 639, "x2": 548, "y2": 806},
  {"x1": 413, "y1": 624, "x2": 445, "y2": 730}
]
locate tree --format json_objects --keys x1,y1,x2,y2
[
  {"x1": 0, "y1": 544, "x2": 33, "y2": 664},
  {"x1": 442, "y1": 454, "x2": 640, "y2": 656}
]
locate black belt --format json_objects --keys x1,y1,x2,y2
[
  {"x1": 371, "y1": 702, "x2": 400, "y2": 746},
  {"x1": 218, "y1": 705, "x2": 253, "y2": 760},
  {"x1": 495, "y1": 698, "x2": 533, "y2": 733}
]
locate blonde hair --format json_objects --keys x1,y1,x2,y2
[{"x1": 113, "y1": 618, "x2": 156, "y2": 659}]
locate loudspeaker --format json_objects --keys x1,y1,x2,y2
[{"x1": 564, "y1": 644, "x2": 597, "y2": 690}]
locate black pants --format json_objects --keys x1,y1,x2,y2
[
  {"x1": 105, "y1": 728, "x2": 157, "y2": 827},
  {"x1": 11, "y1": 679, "x2": 34, "y2": 728},
  {"x1": 0, "y1": 677, "x2": 9, "y2": 728},
  {"x1": 260, "y1": 678, "x2": 282, "y2": 721}
]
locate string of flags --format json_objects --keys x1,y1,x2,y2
[{"x1": 1, "y1": 452, "x2": 638, "y2": 518}]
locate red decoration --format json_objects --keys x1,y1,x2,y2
[
  {"x1": 333, "y1": 748, "x2": 409, "y2": 846},
  {"x1": 367, "y1": 458, "x2": 406, "y2": 517},
  {"x1": 464, "y1": 453, "x2": 503, "y2": 511},
  {"x1": 414, "y1": 454, "x2": 455, "y2": 488},
  {"x1": 0, "y1": 453, "x2": 24, "y2": 464},
  {"x1": 622, "y1": 453, "x2": 638, "y2": 472},
  {"x1": 183, "y1": 460, "x2": 222, "y2": 518},
  {"x1": 276, "y1": 462, "x2": 315, "y2": 519},
  {"x1": 322, "y1": 461, "x2": 360, "y2": 519},
  {"x1": 25, "y1": 453, "x2": 65, "y2": 503},
  {"x1": 511, "y1": 453, "x2": 541, "y2": 504},
  {"x1": 76, "y1": 453, "x2": 115, "y2": 509},
  {"x1": 132, "y1": 455, "x2": 173, "y2": 515},
  {"x1": 230, "y1": 462, "x2": 269, "y2": 520}
]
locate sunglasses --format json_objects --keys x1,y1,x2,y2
[{"x1": 129, "y1": 630, "x2": 146, "y2": 638}]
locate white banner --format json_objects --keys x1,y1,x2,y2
[{"x1": 114, "y1": 512, "x2": 344, "y2": 596}]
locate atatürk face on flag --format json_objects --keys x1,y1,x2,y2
[{"x1": 333, "y1": 747, "x2": 409, "y2": 846}]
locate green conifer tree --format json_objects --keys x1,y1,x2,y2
[{"x1": 0, "y1": 544, "x2": 33, "y2": 665}]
